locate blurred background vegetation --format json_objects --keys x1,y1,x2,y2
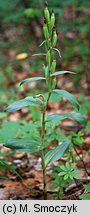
[{"x1": 0, "y1": 0, "x2": 90, "y2": 119}]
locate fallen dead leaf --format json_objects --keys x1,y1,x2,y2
[
  {"x1": 14, "y1": 152, "x2": 26, "y2": 159},
  {"x1": 0, "y1": 189, "x2": 10, "y2": 200},
  {"x1": 85, "y1": 137, "x2": 90, "y2": 145}
]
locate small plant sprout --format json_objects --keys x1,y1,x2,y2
[
  {"x1": 4, "y1": 4, "x2": 86, "y2": 199},
  {"x1": 51, "y1": 162, "x2": 80, "y2": 199}
]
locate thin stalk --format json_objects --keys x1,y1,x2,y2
[
  {"x1": 41, "y1": 150, "x2": 47, "y2": 199},
  {"x1": 73, "y1": 145, "x2": 89, "y2": 176},
  {"x1": 41, "y1": 88, "x2": 52, "y2": 199},
  {"x1": 71, "y1": 137, "x2": 89, "y2": 176},
  {"x1": 41, "y1": 6, "x2": 56, "y2": 199},
  {"x1": 41, "y1": 107, "x2": 47, "y2": 199},
  {"x1": 41, "y1": 49, "x2": 53, "y2": 199}
]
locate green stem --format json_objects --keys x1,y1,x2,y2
[
  {"x1": 41, "y1": 8, "x2": 54, "y2": 199},
  {"x1": 41, "y1": 88, "x2": 52, "y2": 199},
  {"x1": 41, "y1": 149, "x2": 47, "y2": 199},
  {"x1": 41, "y1": 107, "x2": 47, "y2": 199}
]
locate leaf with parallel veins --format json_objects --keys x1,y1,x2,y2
[
  {"x1": 52, "y1": 89, "x2": 80, "y2": 111},
  {"x1": 5, "y1": 96, "x2": 45, "y2": 112},
  {"x1": 44, "y1": 140, "x2": 70, "y2": 166},
  {"x1": 50, "y1": 71, "x2": 75, "y2": 77},
  {"x1": 46, "y1": 112, "x2": 87, "y2": 124},
  {"x1": 4, "y1": 138, "x2": 42, "y2": 153},
  {"x1": 20, "y1": 77, "x2": 46, "y2": 86}
]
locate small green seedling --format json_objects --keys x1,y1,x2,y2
[
  {"x1": 51, "y1": 162, "x2": 80, "y2": 199},
  {"x1": 66, "y1": 131, "x2": 84, "y2": 162},
  {"x1": 3, "y1": 4, "x2": 86, "y2": 199}
]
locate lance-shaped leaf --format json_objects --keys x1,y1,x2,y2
[
  {"x1": 20, "y1": 77, "x2": 46, "y2": 86},
  {"x1": 32, "y1": 53, "x2": 46, "y2": 56},
  {"x1": 44, "y1": 140, "x2": 70, "y2": 166},
  {"x1": 4, "y1": 138, "x2": 42, "y2": 153},
  {"x1": 5, "y1": 96, "x2": 45, "y2": 112},
  {"x1": 46, "y1": 113, "x2": 86, "y2": 124},
  {"x1": 39, "y1": 40, "x2": 46, "y2": 47},
  {"x1": 53, "y1": 48, "x2": 61, "y2": 58},
  {"x1": 50, "y1": 71, "x2": 75, "y2": 77},
  {"x1": 52, "y1": 89, "x2": 80, "y2": 111}
]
